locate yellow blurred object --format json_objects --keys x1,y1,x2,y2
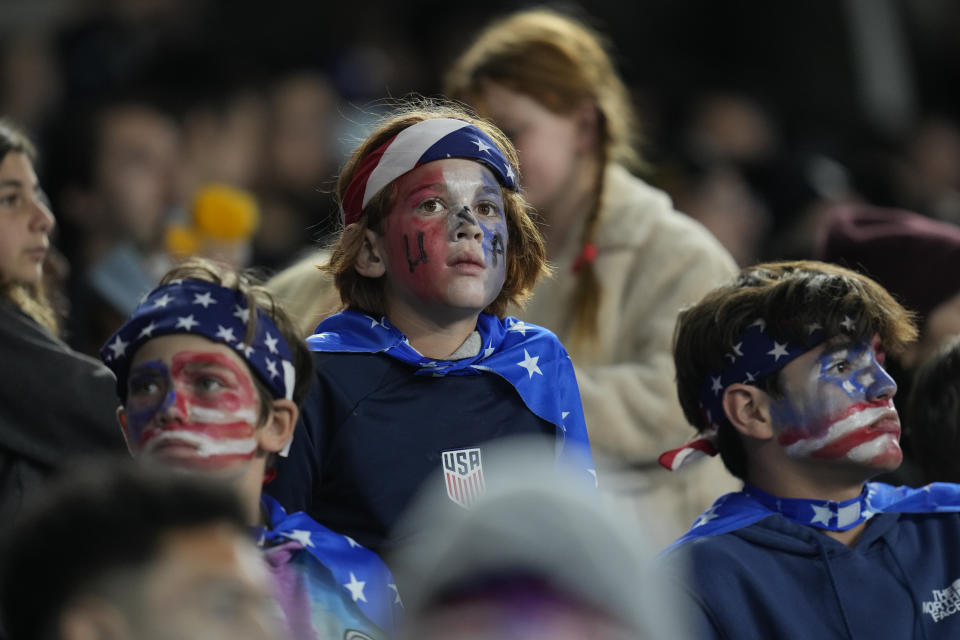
[
  {"x1": 165, "y1": 224, "x2": 201, "y2": 256},
  {"x1": 192, "y1": 184, "x2": 260, "y2": 240}
]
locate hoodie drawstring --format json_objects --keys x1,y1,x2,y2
[
  {"x1": 885, "y1": 542, "x2": 930, "y2": 640},
  {"x1": 816, "y1": 537, "x2": 856, "y2": 639}
]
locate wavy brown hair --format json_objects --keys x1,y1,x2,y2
[
  {"x1": 673, "y1": 260, "x2": 918, "y2": 480},
  {"x1": 325, "y1": 99, "x2": 548, "y2": 319}
]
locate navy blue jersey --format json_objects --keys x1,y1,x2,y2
[{"x1": 266, "y1": 351, "x2": 554, "y2": 554}]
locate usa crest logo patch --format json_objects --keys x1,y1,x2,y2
[{"x1": 442, "y1": 447, "x2": 485, "y2": 508}]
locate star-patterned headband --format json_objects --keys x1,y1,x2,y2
[
  {"x1": 101, "y1": 279, "x2": 296, "y2": 403},
  {"x1": 659, "y1": 317, "x2": 831, "y2": 471},
  {"x1": 341, "y1": 117, "x2": 519, "y2": 226}
]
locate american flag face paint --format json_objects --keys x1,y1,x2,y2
[
  {"x1": 772, "y1": 336, "x2": 902, "y2": 469},
  {"x1": 125, "y1": 338, "x2": 262, "y2": 471},
  {"x1": 378, "y1": 158, "x2": 508, "y2": 316}
]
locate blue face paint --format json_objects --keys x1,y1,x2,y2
[{"x1": 125, "y1": 360, "x2": 176, "y2": 446}]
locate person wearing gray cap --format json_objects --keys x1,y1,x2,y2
[{"x1": 389, "y1": 436, "x2": 687, "y2": 640}]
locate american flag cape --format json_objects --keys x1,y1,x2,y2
[
  {"x1": 253, "y1": 494, "x2": 402, "y2": 631},
  {"x1": 664, "y1": 482, "x2": 960, "y2": 555},
  {"x1": 306, "y1": 310, "x2": 596, "y2": 484}
]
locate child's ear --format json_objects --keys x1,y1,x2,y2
[
  {"x1": 722, "y1": 383, "x2": 775, "y2": 441},
  {"x1": 257, "y1": 399, "x2": 298, "y2": 454},
  {"x1": 354, "y1": 228, "x2": 386, "y2": 278},
  {"x1": 116, "y1": 407, "x2": 136, "y2": 456}
]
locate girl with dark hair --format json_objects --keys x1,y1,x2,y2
[{"x1": 0, "y1": 119, "x2": 125, "y2": 524}]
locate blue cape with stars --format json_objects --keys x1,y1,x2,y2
[
  {"x1": 306, "y1": 310, "x2": 595, "y2": 484},
  {"x1": 254, "y1": 494, "x2": 402, "y2": 632},
  {"x1": 664, "y1": 482, "x2": 960, "y2": 554}
]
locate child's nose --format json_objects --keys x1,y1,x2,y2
[
  {"x1": 450, "y1": 207, "x2": 482, "y2": 242},
  {"x1": 156, "y1": 390, "x2": 187, "y2": 424},
  {"x1": 866, "y1": 361, "x2": 897, "y2": 401}
]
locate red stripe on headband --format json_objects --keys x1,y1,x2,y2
[{"x1": 341, "y1": 135, "x2": 397, "y2": 227}]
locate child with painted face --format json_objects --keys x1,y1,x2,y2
[
  {"x1": 265, "y1": 103, "x2": 595, "y2": 556},
  {"x1": 658, "y1": 260, "x2": 960, "y2": 640},
  {"x1": 100, "y1": 258, "x2": 402, "y2": 640}
]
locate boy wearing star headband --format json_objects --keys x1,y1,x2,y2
[
  {"x1": 659, "y1": 260, "x2": 960, "y2": 639},
  {"x1": 100, "y1": 258, "x2": 401, "y2": 640},
  {"x1": 265, "y1": 102, "x2": 594, "y2": 556}
]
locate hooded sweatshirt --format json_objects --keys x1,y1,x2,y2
[{"x1": 662, "y1": 511, "x2": 960, "y2": 639}]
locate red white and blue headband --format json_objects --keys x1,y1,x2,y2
[
  {"x1": 341, "y1": 117, "x2": 519, "y2": 226},
  {"x1": 100, "y1": 279, "x2": 296, "y2": 403},
  {"x1": 659, "y1": 318, "x2": 832, "y2": 471}
]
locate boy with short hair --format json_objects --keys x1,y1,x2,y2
[
  {"x1": 100, "y1": 258, "x2": 401, "y2": 640},
  {"x1": 659, "y1": 260, "x2": 960, "y2": 639}
]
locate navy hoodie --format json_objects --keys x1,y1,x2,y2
[{"x1": 661, "y1": 511, "x2": 960, "y2": 639}]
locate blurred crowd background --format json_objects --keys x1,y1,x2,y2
[{"x1": 3, "y1": 0, "x2": 960, "y2": 354}]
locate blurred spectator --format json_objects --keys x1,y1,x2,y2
[
  {"x1": 444, "y1": 7, "x2": 739, "y2": 545},
  {"x1": 0, "y1": 33, "x2": 62, "y2": 136},
  {"x1": 905, "y1": 336, "x2": 960, "y2": 485},
  {"x1": 0, "y1": 462, "x2": 282, "y2": 640},
  {"x1": 896, "y1": 116, "x2": 960, "y2": 224},
  {"x1": 49, "y1": 97, "x2": 180, "y2": 354},
  {"x1": 255, "y1": 71, "x2": 341, "y2": 269},
  {"x1": 392, "y1": 437, "x2": 688, "y2": 640},
  {"x1": 0, "y1": 118, "x2": 125, "y2": 527}
]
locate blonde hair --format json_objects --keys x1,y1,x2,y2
[
  {"x1": 325, "y1": 99, "x2": 548, "y2": 319},
  {"x1": 444, "y1": 8, "x2": 640, "y2": 345}
]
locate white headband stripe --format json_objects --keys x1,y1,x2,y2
[{"x1": 361, "y1": 118, "x2": 470, "y2": 211}]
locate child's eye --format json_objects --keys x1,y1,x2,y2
[
  {"x1": 129, "y1": 378, "x2": 162, "y2": 396},
  {"x1": 475, "y1": 202, "x2": 500, "y2": 218},
  {"x1": 420, "y1": 198, "x2": 445, "y2": 214},
  {"x1": 828, "y1": 360, "x2": 851, "y2": 375},
  {"x1": 195, "y1": 376, "x2": 227, "y2": 392}
]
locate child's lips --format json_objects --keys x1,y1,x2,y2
[{"x1": 448, "y1": 252, "x2": 486, "y2": 273}]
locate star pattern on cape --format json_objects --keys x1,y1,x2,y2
[
  {"x1": 344, "y1": 572, "x2": 367, "y2": 603},
  {"x1": 507, "y1": 320, "x2": 529, "y2": 336},
  {"x1": 810, "y1": 503, "x2": 833, "y2": 526},
  {"x1": 284, "y1": 529, "x2": 315, "y2": 548},
  {"x1": 517, "y1": 349, "x2": 543, "y2": 378},
  {"x1": 388, "y1": 583, "x2": 403, "y2": 606}
]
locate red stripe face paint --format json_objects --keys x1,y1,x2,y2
[
  {"x1": 771, "y1": 336, "x2": 902, "y2": 470},
  {"x1": 125, "y1": 348, "x2": 260, "y2": 471},
  {"x1": 378, "y1": 159, "x2": 508, "y2": 319}
]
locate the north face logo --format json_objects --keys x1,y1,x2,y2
[
  {"x1": 922, "y1": 578, "x2": 960, "y2": 622},
  {"x1": 442, "y1": 447, "x2": 485, "y2": 508}
]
